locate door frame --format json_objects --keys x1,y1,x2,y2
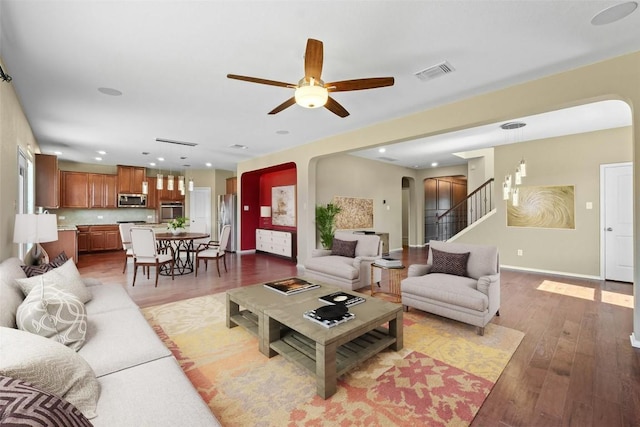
[{"x1": 600, "y1": 161, "x2": 633, "y2": 281}]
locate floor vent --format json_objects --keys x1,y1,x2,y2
[{"x1": 415, "y1": 61, "x2": 455, "y2": 82}]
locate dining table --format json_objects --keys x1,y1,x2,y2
[{"x1": 154, "y1": 231, "x2": 210, "y2": 275}]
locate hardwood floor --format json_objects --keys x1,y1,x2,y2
[{"x1": 77, "y1": 247, "x2": 640, "y2": 426}]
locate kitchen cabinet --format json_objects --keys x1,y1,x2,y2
[
  {"x1": 256, "y1": 229, "x2": 296, "y2": 261},
  {"x1": 117, "y1": 165, "x2": 146, "y2": 194},
  {"x1": 157, "y1": 175, "x2": 185, "y2": 203},
  {"x1": 61, "y1": 171, "x2": 90, "y2": 208},
  {"x1": 40, "y1": 229, "x2": 78, "y2": 263},
  {"x1": 78, "y1": 225, "x2": 121, "y2": 253},
  {"x1": 89, "y1": 173, "x2": 117, "y2": 208},
  {"x1": 35, "y1": 153, "x2": 60, "y2": 209},
  {"x1": 146, "y1": 176, "x2": 158, "y2": 209},
  {"x1": 226, "y1": 177, "x2": 237, "y2": 195}
]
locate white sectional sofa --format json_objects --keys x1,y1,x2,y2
[{"x1": 0, "y1": 256, "x2": 220, "y2": 426}]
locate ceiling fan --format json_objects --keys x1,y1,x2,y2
[{"x1": 227, "y1": 38, "x2": 394, "y2": 118}]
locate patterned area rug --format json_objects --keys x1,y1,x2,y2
[{"x1": 142, "y1": 293, "x2": 523, "y2": 427}]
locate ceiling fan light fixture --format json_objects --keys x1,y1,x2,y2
[{"x1": 295, "y1": 78, "x2": 328, "y2": 109}]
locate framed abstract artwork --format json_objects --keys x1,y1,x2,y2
[
  {"x1": 507, "y1": 185, "x2": 575, "y2": 229},
  {"x1": 272, "y1": 185, "x2": 296, "y2": 226},
  {"x1": 333, "y1": 196, "x2": 374, "y2": 229}
]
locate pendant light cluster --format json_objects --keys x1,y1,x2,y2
[
  {"x1": 500, "y1": 122, "x2": 527, "y2": 207},
  {"x1": 149, "y1": 138, "x2": 200, "y2": 194}
]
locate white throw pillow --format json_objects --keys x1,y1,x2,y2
[
  {"x1": 0, "y1": 327, "x2": 100, "y2": 419},
  {"x1": 16, "y1": 258, "x2": 92, "y2": 303},
  {"x1": 0, "y1": 257, "x2": 27, "y2": 328},
  {"x1": 17, "y1": 279, "x2": 87, "y2": 351}
]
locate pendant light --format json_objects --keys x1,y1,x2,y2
[
  {"x1": 156, "y1": 173, "x2": 163, "y2": 190},
  {"x1": 178, "y1": 176, "x2": 185, "y2": 192},
  {"x1": 142, "y1": 181, "x2": 149, "y2": 195},
  {"x1": 188, "y1": 178, "x2": 194, "y2": 192},
  {"x1": 167, "y1": 175, "x2": 174, "y2": 191}
]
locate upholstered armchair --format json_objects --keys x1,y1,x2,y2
[
  {"x1": 303, "y1": 231, "x2": 382, "y2": 291},
  {"x1": 401, "y1": 240, "x2": 500, "y2": 335}
]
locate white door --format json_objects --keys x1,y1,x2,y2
[
  {"x1": 189, "y1": 187, "x2": 212, "y2": 241},
  {"x1": 603, "y1": 163, "x2": 633, "y2": 282}
]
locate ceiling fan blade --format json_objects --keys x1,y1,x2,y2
[
  {"x1": 304, "y1": 39, "x2": 323, "y2": 82},
  {"x1": 325, "y1": 96, "x2": 349, "y2": 118},
  {"x1": 326, "y1": 77, "x2": 395, "y2": 92},
  {"x1": 268, "y1": 97, "x2": 296, "y2": 115},
  {"x1": 227, "y1": 74, "x2": 293, "y2": 88}
]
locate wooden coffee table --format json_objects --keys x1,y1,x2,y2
[{"x1": 226, "y1": 280, "x2": 403, "y2": 399}]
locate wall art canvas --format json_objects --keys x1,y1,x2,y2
[
  {"x1": 272, "y1": 185, "x2": 296, "y2": 227},
  {"x1": 507, "y1": 185, "x2": 575, "y2": 229},
  {"x1": 333, "y1": 196, "x2": 374, "y2": 229}
]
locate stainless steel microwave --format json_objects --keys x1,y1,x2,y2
[{"x1": 118, "y1": 194, "x2": 147, "y2": 208}]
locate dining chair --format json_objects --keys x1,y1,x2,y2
[
  {"x1": 130, "y1": 227, "x2": 174, "y2": 287},
  {"x1": 118, "y1": 223, "x2": 135, "y2": 274},
  {"x1": 195, "y1": 224, "x2": 231, "y2": 277}
]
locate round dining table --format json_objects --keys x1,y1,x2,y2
[{"x1": 154, "y1": 232, "x2": 210, "y2": 275}]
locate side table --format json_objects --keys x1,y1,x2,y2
[{"x1": 370, "y1": 263, "x2": 405, "y2": 303}]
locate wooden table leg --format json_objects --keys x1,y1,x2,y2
[
  {"x1": 389, "y1": 310, "x2": 403, "y2": 351},
  {"x1": 316, "y1": 341, "x2": 338, "y2": 399}
]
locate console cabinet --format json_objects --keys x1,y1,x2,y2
[{"x1": 256, "y1": 229, "x2": 296, "y2": 261}]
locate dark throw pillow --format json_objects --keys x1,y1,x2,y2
[
  {"x1": 49, "y1": 251, "x2": 70, "y2": 268},
  {"x1": 0, "y1": 376, "x2": 93, "y2": 426},
  {"x1": 430, "y1": 248, "x2": 470, "y2": 277},
  {"x1": 331, "y1": 238, "x2": 358, "y2": 258},
  {"x1": 21, "y1": 263, "x2": 54, "y2": 278}
]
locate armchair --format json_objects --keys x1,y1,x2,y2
[{"x1": 401, "y1": 240, "x2": 500, "y2": 335}]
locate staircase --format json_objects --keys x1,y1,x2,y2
[{"x1": 434, "y1": 178, "x2": 495, "y2": 241}]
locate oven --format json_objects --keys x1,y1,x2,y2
[{"x1": 160, "y1": 202, "x2": 184, "y2": 223}]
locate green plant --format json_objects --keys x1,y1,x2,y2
[
  {"x1": 167, "y1": 216, "x2": 188, "y2": 230},
  {"x1": 315, "y1": 203, "x2": 342, "y2": 249}
]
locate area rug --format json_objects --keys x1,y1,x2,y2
[{"x1": 142, "y1": 293, "x2": 523, "y2": 427}]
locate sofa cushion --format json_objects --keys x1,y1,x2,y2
[
  {"x1": 78, "y1": 308, "x2": 172, "y2": 377},
  {"x1": 0, "y1": 376, "x2": 92, "y2": 426},
  {"x1": 17, "y1": 281, "x2": 87, "y2": 351},
  {"x1": 16, "y1": 258, "x2": 92, "y2": 303},
  {"x1": 0, "y1": 327, "x2": 100, "y2": 419},
  {"x1": 430, "y1": 248, "x2": 470, "y2": 277},
  {"x1": 0, "y1": 258, "x2": 27, "y2": 328},
  {"x1": 331, "y1": 238, "x2": 357, "y2": 258},
  {"x1": 304, "y1": 256, "x2": 359, "y2": 280},
  {"x1": 401, "y1": 274, "x2": 488, "y2": 312},
  {"x1": 85, "y1": 284, "x2": 139, "y2": 315}
]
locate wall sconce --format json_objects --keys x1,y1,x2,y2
[{"x1": 260, "y1": 206, "x2": 272, "y2": 218}]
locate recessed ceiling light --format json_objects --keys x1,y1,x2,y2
[
  {"x1": 378, "y1": 148, "x2": 386, "y2": 153},
  {"x1": 97, "y1": 87, "x2": 122, "y2": 96},
  {"x1": 431, "y1": 162, "x2": 438, "y2": 167},
  {"x1": 591, "y1": 1, "x2": 638, "y2": 25},
  {"x1": 276, "y1": 130, "x2": 289, "y2": 135},
  {"x1": 149, "y1": 162, "x2": 156, "y2": 166},
  {"x1": 95, "y1": 157, "x2": 103, "y2": 161},
  {"x1": 413, "y1": 165, "x2": 420, "y2": 168},
  {"x1": 157, "y1": 157, "x2": 165, "y2": 162},
  {"x1": 205, "y1": 162, "x2": 212, "y2": 167},
  {"x1": 97, "y1": 150, "x2": 106, "y2": 155}
]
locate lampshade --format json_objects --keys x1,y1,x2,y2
[
  {"x1": 13, "y1": 213, "x2": 58, "y2": 244},
  {"x1": 167, "y1": 175, "x2": 175, "y2": 191},
  {"x1": 519, "y1": 159, "x2": 527, "y2": 177},
  {"x1": 260, "y1": 206, "x2": 272, "y2": 218},
  {"x1": 142, "y1": 181, "x2": 149, "y2": 195},
  {"x1": 178, "y1": 176, "x2": 185, "y2": 191},
  {"x1": 188, "y1": 178, "x2": 194, "y2": 192},
  {"x1": 156, "y1": 173, "x2": 164, "y2": 190},
  {"x1": 295, "y1": 79, "x2": 328, "y2": 109}
]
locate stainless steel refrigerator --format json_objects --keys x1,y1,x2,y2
[{"x1": 218, "y1": 194, "x2": 237, "y2": 252}]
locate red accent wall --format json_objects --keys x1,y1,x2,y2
[{"x1": 240, "y1": 162, "x2": 296, "y2": 251}]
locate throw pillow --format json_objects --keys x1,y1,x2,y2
[
  {"x1": 17, "y1": 280, "x2": 87, "y2": 351},
  {"x1": 21, "y1": 263, "x2": 54, "y2": 278},
  {"x1": 430, "y1": 248, "x2": 470, "y2": 277},
  {"x1": 0, "y1": 376, "x2": 92, "y2": 426},
  {"x1": 49, "y1": 251, "x2": 70, "y2": 267},
  {"x1": 331, "y1": 238, "x2": 358, "y2": 258},
  {"x1": 16, "y1": 258, "x2": 92, "y2": 303},
  {"x1": 0, "y1": 327, "x2": 100, "y2": 419}
]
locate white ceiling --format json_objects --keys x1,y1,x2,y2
[{"x1": 1, "y1": 1, "x2": 639, "y2": 172}]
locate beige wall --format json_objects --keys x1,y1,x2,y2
[
  {"x1": 184, "y1": 168, "x2": 234, "y2": 239},
  {"x1": 455, "y1": 126, "x2": 632, "y2": 277},
  {"x1": 0, "y1": 57, "x2": 39, "y2": 260}
]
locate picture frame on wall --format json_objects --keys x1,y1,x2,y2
[{"x1": 272, "y1": 185, "x2": 296, "y2": 226}]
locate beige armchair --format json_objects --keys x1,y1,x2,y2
[
  {"x1": 401, "y1": 240, "x2": 500, "y2": 335},
  {"x1": 303, "y1": 231, "x2": 382, "y2": 291}
]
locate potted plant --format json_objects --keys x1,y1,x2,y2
[
  {"x1": 167, "y1": 216, "x2": 188, "y2": 235},
  {"x1": 315, "y1": 203, "x2": 341, "y2": 249}
]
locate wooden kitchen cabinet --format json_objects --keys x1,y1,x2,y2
[
  {"x1": 89, "y1": 173, "x2": 117, "y2": 208},
  {"x1": 157, "y1": 175, "x2": 185, "y2": 203},
  {"x1": 77, "y1": 226, "x2": 90, "y2": 253},
  {"x1": 226, "y1": 177, "x2": 237, "y2": 195},
  {"x1": 41, "y1": 229, "x2": 78, "y2": 263},
  {"x1": 146, "y1": 176, "x2": 157, "y2": 209},
  {"x1": 61, "y1": 171, "x2": 89, "y2": 208},
  {"x1": 35, "y1": 153, "x2": 60, "y2": 209},
  {"x1": 79, "y1": 225, "x2": 121, "y2": 252},
  {"x1": 117, "y1": 165, "x2": 146, "y2": 194}
]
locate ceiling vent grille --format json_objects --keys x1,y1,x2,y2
[
  {"x1": 377, "y1": 156, "x2": 398, "y2": 162},
  {"x1": 414, "y1": 61, "x2": 455, "y2": 82},
  {"x1": 156, "y1": 138, "x2": 198, "y2": 147}
]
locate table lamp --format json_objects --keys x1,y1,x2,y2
[{"x1": 13, "y1": 213, "x2": 58, "y2": 266}]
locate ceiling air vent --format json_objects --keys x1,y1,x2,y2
[
  {"x1": 377, "y1": 156, "x2": 398, "y2": 162},
  {"x1": 156, "y1": 138, "x2": 198, "y2": 147},
  {"x1": 414, "y1": 61, "x2": 455, "y2": 82}
]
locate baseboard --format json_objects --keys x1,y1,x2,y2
[
  {"x1": 630, "y1": 332, "x2": 640, "y2": 348},
  {"x1": 500, "y1": 264, "x2": 601, "y2": 281}
]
